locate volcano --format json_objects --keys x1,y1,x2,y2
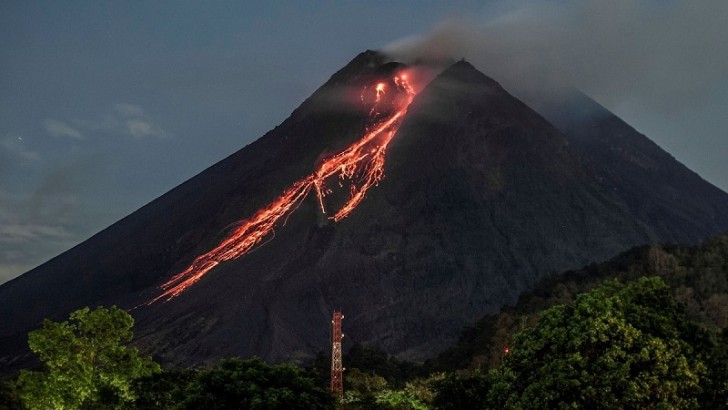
[{"x1": 2, "y1": 51, "x2": 728, "y2": 369}]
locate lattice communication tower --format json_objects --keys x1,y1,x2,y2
[{"x1": 331, "y1": 311, "x2": 344, "y2": 398}]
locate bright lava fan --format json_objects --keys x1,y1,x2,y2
[{"x1": 149, "y1": 71, "x2": 417, "y2": 303}]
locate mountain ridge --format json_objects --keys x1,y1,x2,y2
[
  {"x1": 2, "y1": 51, "x2": 728, "y2": 372},
  {"x1": 527, "y1": 89, "x2": 728, "y2": 242}
]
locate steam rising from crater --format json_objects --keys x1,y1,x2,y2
[
  {"x1": 381, "y1": 0, "x2": 728, "y2": 192},
  {"x1": 383, "y1": 1, "x2": 728, "y2": 112}
]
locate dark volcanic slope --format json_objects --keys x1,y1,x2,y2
[
  {"x1": 2, "y1": 53, "x2": 727, "y2": 370},
  {"x1": 530, "y1": 90, "x2": 728, "y2": 242},
  {"x1": 0, "y1": 50, "x2": 394, "y2": 367},
  {"x1": 341, "y1": 61, "x2": 654, "y2": 356},
  {"x1": 132, "y1": 60, "x2": 654, "y2": 364}
]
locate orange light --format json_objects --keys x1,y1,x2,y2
[
  {"x1": 149, "y1": 74, "x2": 416, "y2": 303},
  {"x1": 375, "y1": 83, "x2": 386, "y2": 102}
]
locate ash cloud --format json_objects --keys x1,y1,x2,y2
[
  {"x1": 383, "y1": 0, "x2": 728, "y2": 192},
  {"x1": 384, "y1": 1, "x2": 728, "y2": 109}
]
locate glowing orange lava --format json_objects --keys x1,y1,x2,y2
[{"x1": 149, "y1": 73, "x2": 416, "y2": 303}]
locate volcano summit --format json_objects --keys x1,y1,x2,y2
[{"x1": 2, "y1": 51, "x2": 727, "y2": 370}]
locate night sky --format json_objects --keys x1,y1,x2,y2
[{"x1": 1, "y1": 1, "x2": 726, "y2": 284}]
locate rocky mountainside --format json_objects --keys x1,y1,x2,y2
[
  {"x1": 528, "y1": 90, "x2": 728, "y2": 242},
  {"x1": 2, "y1": 51, "x2": 727, "y2": 371}
]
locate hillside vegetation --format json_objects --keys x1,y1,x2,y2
[
  {"x1": 2, "y1": 234, "x2": 726, "y2": 408},
  {"x1": 428, "y1": 234, "x2": 728, "y2": 372}
]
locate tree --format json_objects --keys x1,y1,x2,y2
[
  {"x1": 374, "y1": 375, "x2": 441, "y2": 410},
  {"x1": 16, "y1": 306, "x2": 159, "y2": 409},
  {"x1": 374, "y1": 389, "x2": 429, "y2": 410},
  {"x1": 131, "y1": 369, "x2": 198, "y2": 409},
  {"x1": 488, "y1": 277, "x2": 709, "y2": 409},
  {"x1": 702, "y1": 328, "x2": 728, "y2": 408},
  {"x1": 345, "y1": 344, "x2": 419, "y2": 385},
  {"x1": 179, "y1": 357, "x2": 334, "y2": 410},
  {"x1": 431, "y1": 371, "x2": 490, "y2": 410},
  {"x1": 340, "y1": 368, "x2": 441, "y2": 410},
  {"x1": 0, "y1": 379, "x2": 26, "y2": 410}
]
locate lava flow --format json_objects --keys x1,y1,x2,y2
[{"x1": 149, "y1": 72, "x2": 416, "y2": 304}]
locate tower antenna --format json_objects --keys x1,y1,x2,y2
[{"x1": 330, "y1": 311, "x2": 344, "y2": 399}]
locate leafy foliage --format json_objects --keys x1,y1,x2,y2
[
  {"x1": 177, "y1": 357, "x2": 334, "y2": 410},
  {"x1": 345, "y1": 345, "x2": 421, "y2": 386},
  {"x1": 338, "y1": 367, "x2": 442, "y2": 410},
  {"x1": 488, "y1": 277, "x2": 710, "y2": 408},
  {"x1": 9, "y1": 236, "x2": 728, "y2": 409},
  {"x1": 16, "y1": 306, "x2": 159, "y2": 409},
  {"x1": 703, "y1": 328, "x2": 728, "y2": 408},
  {"x1": 374, "y1": 389, "x2": 429, "y2": 410},
  {"x1": 330, "y1": 236, "x2": 728, "y2": 408},
  {"x1": 131, "y1": 369, "x2": 197, "y2": 409},
  {"x1": 0, "y1": 379, "x2": 25, "y2": 410},
  {"x1": 431, "y1": 371, "x2": 490, "y2": 410},
  {"x1": 429, "y1": 235, "x2": 728, "y2": 372},
  {"x1": 340, "y1": 368, "x2": 389, "y2": 409}
]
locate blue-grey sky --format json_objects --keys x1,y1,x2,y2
[{"x1": 1, "y1": 1, "x2": 726, "y2": 284}]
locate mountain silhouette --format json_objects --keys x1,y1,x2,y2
[{"x1": 2, "y1": 51, "x2": 727, "y2": 370}]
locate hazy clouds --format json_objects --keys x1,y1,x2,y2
[
  {"x1": 385, "y1": 1, "x2": 728, "y2": 107},
  {"x1": 0, "y1": 155, "x2": 110, "y2": 283},
  {"x1": 384, "y1": 0, "x2": 728, "y2": 193},
  {"x1": 0, "y1": 102, "x2": 167, "y2": 283},
  {"x1": 44, "y1": 119, "x2": 84, "y2": 140}
]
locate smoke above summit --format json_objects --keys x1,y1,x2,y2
[
  {"x1": 383, "y1": 0, "x2": 728, "y2": 192},
  {"x1": 384, "y1": 0, "x2": 727, "y2": 107}
]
